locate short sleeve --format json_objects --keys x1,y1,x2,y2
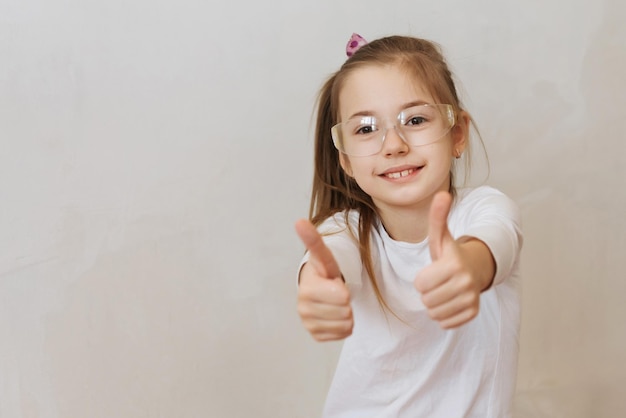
[{"x1": 452, "y1": 187, "x2": 523, "y2": 286}]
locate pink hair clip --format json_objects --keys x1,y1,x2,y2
[{"x1": 346, "y1": 33, "x2": 367, "y2": 57}]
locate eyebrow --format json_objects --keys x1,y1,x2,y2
[{"x1": 346, "y1": 100, "x2": 431, "y2": 120}]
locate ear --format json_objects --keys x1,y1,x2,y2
[
  {"x1": 451, "y1": 110, "x2": 470, "y2": 157},
  {"x1": 338, "y1": 153, "x2": 353, "y2": 177}
]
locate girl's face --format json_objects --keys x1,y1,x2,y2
[{"x1": 337, "y1": 64, "x2": 468, "y2": 215}]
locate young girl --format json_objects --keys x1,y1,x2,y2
[{"x1": 295, "y1": 34, "x2": 523, "y2": 417}]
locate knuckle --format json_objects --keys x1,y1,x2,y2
[
  {"x1": 339, "y1": 324, "x2": 353, "y2": 338},
  {"x1": 461, "y1": 293, "x2": 474, "y2": 307},
  {"x1": 297, "y1": 304, "x2": 314, "y2": 319},
  {"x1": 336, "y1": 289, "x2": 351, "y2": 305},
  {"x1": 341, "y1": 320, "x2": 354, "y2": 334},
  {"x1": 467, "y1": 292, "x2": 479, "y2": 307},
  {"x1": 298, "y1": 286, "x2": 315, "y2": 301},
  {"x1": 313, "y1": 333, "x2": 327, "y2": 342},
  {"x1": 440, "y1": 320, "x2": 453, "y2": 330},
  {"x1": 427, "y1": 309, "x2": 439, "y2": 320},
  {"x1": 450, "y1": 259, "x2": 463, "y2": 272},
  {"x1": 413, "y1": 277, "x2": 424, "y2": 293},
  {"x1": 307, "y1": 321, "x2": 322, "y2": 333},
  {"x1": 340, "y1": 306, "x2": 353, "y2": 320},
  {"x1": 457, "y1": 274, "x2": 473, "y2": 290}
]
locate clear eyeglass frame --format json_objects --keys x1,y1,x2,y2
[{"x1": 330, "y1": 104, "x2": 456, "y2": 157}]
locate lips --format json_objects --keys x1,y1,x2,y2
[{"x1": 379, "y1": 165, "x2": 422, "y2": 179}]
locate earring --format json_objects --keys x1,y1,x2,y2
[{"x1": 454, "y1": 149, "x2": 462, "y2": 159}]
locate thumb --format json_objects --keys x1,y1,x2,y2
[
  {"x1": 295, "y1": 219, "x2": 341, "y2": 279},
  {"x1": 428, "y1": 191, "x2": 454, "y2": 261}
]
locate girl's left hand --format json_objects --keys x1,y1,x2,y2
[{"x1": 414, "y1": 191, "x2": 495, "y2": 329}]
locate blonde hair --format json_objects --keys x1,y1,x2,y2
[{"x1": 309, "y1": 35, "x2": 480, "y2": 314}]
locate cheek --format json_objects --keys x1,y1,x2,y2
[
  {"x1": 433, "y1": 137, "x2": 457, "y2": 161},
  {"x1": 345, "y1": 159, "x2": 379, "y2": 191},
  {"x1": 422, "y1": 139, "x2": 454, "y2": 160}
]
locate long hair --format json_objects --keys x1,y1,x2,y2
[{"x1": 309, "y1": 36, "x2": 477, "y2": 315}]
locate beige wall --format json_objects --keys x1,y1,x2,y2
[{"x1": 1, "y1": 0, "x2": 624, "y2": 417}]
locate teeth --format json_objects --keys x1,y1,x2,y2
[{"x1": 385, "y1": 169, "x2": 414, "y2": 179}]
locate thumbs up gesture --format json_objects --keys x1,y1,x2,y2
[
  {"x1": 414, "y1": 191, "x2": 496, "y2": 329},
  {"x1": 295, "y1": 219, "x2": 353, "y2": 341}
]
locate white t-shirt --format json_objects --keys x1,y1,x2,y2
[{"x1": 303, "y1": 186, "x2": 523, "y2": 418}]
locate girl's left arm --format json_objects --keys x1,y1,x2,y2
[{"x1": 414, "y1": 190, "x2": 522, "y2": 329}]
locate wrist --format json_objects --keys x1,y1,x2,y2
[{"x1": 457, "y1": 237, "x2": 496, "y2": 292}]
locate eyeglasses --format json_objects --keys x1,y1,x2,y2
[{"x1": 331, "y1": 104, "x2": 456, "y2": 157}]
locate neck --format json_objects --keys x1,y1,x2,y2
[
  {"x1": 374, "y1": 179, "x2": 453, "y2": 243},
  {"x1": 376, "y1": 200, "x2": 432, "y2": 243}
]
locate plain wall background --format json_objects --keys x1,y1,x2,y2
[{"x1": 1, "y1": 0, "x2": 625, "y2": 417}]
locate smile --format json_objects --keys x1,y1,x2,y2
[{"x1": 382, "y1": 168, "x2": 417, "y2": 179}]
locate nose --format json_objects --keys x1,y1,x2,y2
[{"x1": 381, "y1": 125, "x2": 409, "y2": 156}]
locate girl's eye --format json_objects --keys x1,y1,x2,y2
[
  {"x1": 406, "y1": 116, "x2": 427, "y2": 126},
  {"x1": 356, "y1": 125, "x2": 376, "y2": 135}
]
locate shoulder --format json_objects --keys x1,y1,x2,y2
[
  {"x1": 317, "y1": 209, "x2": 361, "y2": 236},
  {"x1": 449, "y1": 185, "x2": 523, "y2": 241},
  {"x1": 451, "y1": 186, "x2": 524, "y2": 286},
  {"x1": 456, "y1": 185, "x2": 509, "y2": 203},
  {"x1": 453, "y1": 186, "x2": 521, "y2": 221}
]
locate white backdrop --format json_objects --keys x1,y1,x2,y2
[{"x1": 1, "y1": 0, "x2": 625, "y2": 417}]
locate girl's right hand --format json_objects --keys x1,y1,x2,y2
[{"x1": 295, "y1": 219, "x2": 354, "y2": 342}]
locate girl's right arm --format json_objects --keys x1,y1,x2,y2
[{"x1": 295, "y1": 219, "x2": 354, "y2": 342}]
